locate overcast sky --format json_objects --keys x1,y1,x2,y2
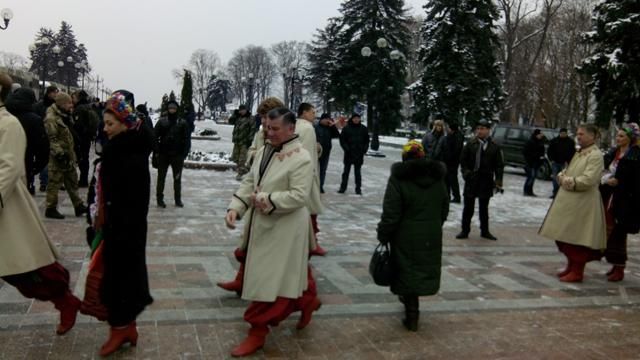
[{"x1": 2, "y1": 0, "x2": 427, "y2": 108}]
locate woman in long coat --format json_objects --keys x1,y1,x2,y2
[
  {"x1": 0, "y1": 72, "x2": 80, "y2": 335},
  {"x1": 599, "y1": 123, "x2": 640, "y2": 281},
  {"x1": 97, "y1": 93, "x2": 154, "y2": 356},
  {"x1": 377, "y1": 140, "x2": 449, "y2": 331},
  {"x1": 539, "y1": 124, "x2": 606, "y2": 283}
]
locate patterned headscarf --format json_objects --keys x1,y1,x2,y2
[
  {"x1": 402, "y1": 140, "x2": 426, "y2": 161},
  {"x1": 620, "y1": 123, "x2": 640, "y2": 145},
  {"x1": 104, "y1": 92, "x2": 139, "y2": 128}
]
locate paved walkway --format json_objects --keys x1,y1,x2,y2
[{"x1": 1, "y1": 123, "x2": 639, "y2": 359}]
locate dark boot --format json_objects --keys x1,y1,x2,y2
[
  {"x1": 559, "y1": 261, "x2": 585, "y2": 283},
  {"x1": 45, "y1": 208, "x2": 65, "y2": 219},
  {"x1": 99, "y1": 322, "x2": 138, "y2": 357},
  {"x1": 481, "y1": 231, "x2": 497, "y2": 241},
  {"x1": 296, "y1": 297, "x2": 322, "y2": 330},
  {"x1": 216, "y1": 263, "x2": 244, "y2": 296},
  {"x1": 231, "y1": 326, "x2": 268, "y2": 357},
  {"x1": 607, "y1": 265, "x2": 625, "y2": 282},
  {"x1": 175, "y1": 199, "x2": 184, "y2": 207},
  {"x1": 402, "y1": 295, "x2": 419, "y2": 332},
  {"x1": 74, "y1": 203, "x2": 88, "y2": 217},
  {"x1": 52, "y1": 291, "x2": 81, "y2": 335},
  {"x1": 157, "y1": 196, "x2": 166, "y2": 208},
  {"x1": 455, "y1": 231, "x2": 469, "y2": 239}
]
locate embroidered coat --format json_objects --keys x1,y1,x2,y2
[
  {"x1": 228, "y1": 136, "x2": 314, "y2": 302},
  {"x1": 295, "y1": 119, "x2": 323, "y2": 215},
  {"x1": 539, "y1": 144, "x2": 606, "y2": 250}
]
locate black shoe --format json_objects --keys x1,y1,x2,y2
[
  {"x1": 355, "y1": 190, "x2": 362, "y2": 195},
  {"x1": 28, "y1": 184, "x2": 36, "y2": 195},
  {"x1": 39, "y1": 184, "x2": 47, "y2": 192},
  {"x1": 157, "y1": 199, "x2": 167, "y2": 208},
  {"x1": 455, "y1": 232, "x2": 469, "y2": 239},
  {"x1": 337, "y1": 189, "x2": 345, "y2": 194},
  {"x1": 481, "y1": 232, "x2": 497, "y2": 241},
  {"x1": 45, "y1": 208, "x2": 65, "y2": 219},
  {"x1": 451, "y1": 198, "x2": 461, "y2": 204},
  {"x1": 549, "y1": 195, "x2": 555, "y2": 199},
  {"x1": 175, "y1": 200, "x2": 184, "y2": 207},
  {"x1": 320, "y1": 188, "x2": 325, "y2": 194},
  {"x1": 74, "y1": 204, "x2": 88, "y2": 217},
  {"x1": 403, "y1": 315, "x2": 419, "y2": 332}
]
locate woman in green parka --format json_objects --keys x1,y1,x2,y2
[{"x1": 377, "y1": 140, "x2": 449, "y2": 331}]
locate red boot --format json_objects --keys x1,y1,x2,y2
[
  {"x1": 231, "y1": 326, "x2": 268, "y2": 357},
  {"x1": 310, "y1": 244, "x2": 327, "y2": 257},
  {"x1": 296, "y1": 297, "x2": 321, "y2": 330},
  {"x1": 607, "y1": 265, "x2": 625, "y2": 282},
  {"x1": 99, "y1": 322, "x2": 138, "y2": 357},
  {"x1": 556, "y1": 261, "x2": 572, "y2": 278},
  {"x1": 217, "y1": 263, "x2": 244, "y2": 296},
  {"x1": 52, "y1": 291, "x2": 81, "y2": 335},
  {"x1": 559, "y1": 262, "x2": 585, "y2": 283}
]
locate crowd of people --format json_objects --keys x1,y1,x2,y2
[{"x1": 2, "y1": 68, "x2": 639, "y2": 357}]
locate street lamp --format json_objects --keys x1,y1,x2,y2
[
  {"x1": 30, "y1": 39, "x2": 61, "y2": 97},
  {"x1": 360, "y1": 37, "x2": 404, "y2": 157},
  {"x1": 0, "y1": 8, "x2": 13, "y2": 30}
]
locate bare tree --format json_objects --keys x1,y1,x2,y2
[
  {"x1": 271, "y1": 41, "x2": 308, "y2": 108},
  {"x1": 189, "y1": 49, "x2": 221, "y2": 114},
  {"x1": 0, "y1": 51, "x2": 30, "y2": 71},
  {"x1": 226, "y1": 45, "x2": 276, "y2": 111}
]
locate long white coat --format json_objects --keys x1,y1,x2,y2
[
  {"x1": 228, "y1": 136, "x2": 314, "y2": 302},
  {"x1": 0, "y1": 106, "x2": 58, "y2": 277},
  {"x1": 539, "y1": 144, "x2": 607, "y2": 250},
  {"x1": 295, "y1": 119, "x2": 323, "y2": 215}
]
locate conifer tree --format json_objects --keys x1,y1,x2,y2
[
  {"x1": 180, "y1": 70, "x2": 194, "y2": 118},
  {"x1": 414, "y1": 0, "x2": 504, "y2": 127},
  {"x1": 580, "y1": 0, "x2": 640, "y2": 125}
]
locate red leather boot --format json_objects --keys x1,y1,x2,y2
[
  {"x1": 216, "y1": 263, "x2": 244, "y2": 295},
  {"x1": 52, "y1": 291, "x2": 81, "y2": 335},
  {"x1": 99, "y1": 322, "x2": 138, "y2": 357},
  {"x1": 559, "y1": 261, "x2": 585, "y2": 283},
  {"x1": 231, "y1": 326, "x2": 268, "y2": 357},
  {"x1": 607, "y1": 265, "x2": 625, "y2": 282},
  {"x1": 310, "y1": 244, "x2": 327, "y2": 257},
  {"x1": 297, "y1": 297, "x2": 322, "y2": 330},
  {"x1": 557, "y1": 260, "x2": 572, "y2": 278}
]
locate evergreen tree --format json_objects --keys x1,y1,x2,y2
[
  {"x1": 28, "y1": 28, "x2": 58, "y2": 89},
  {"x1": 206, "y1": 74, "x2": 232, "y2": 112},
  {"x1": 579, "y1": 0, "x2": 640, "y2": 125},
  {"x1": 54, "y1": 21, "x2": 80, "y2": 87},
  {"x1": 160, "y1": 93, "x2": 169, "y2": 116},
  {"x1": 329, "y1": 0, "x2": 410, "y2": 145},
  {"x1": 180, "y1": 70, "x2": 194, "y2": 118},
  {"x1": 307, "y1": 18, "x2": 341, "y2": 112},
  {"x1": 414, "y1": 0, "x2": 504, "y2": 127}
]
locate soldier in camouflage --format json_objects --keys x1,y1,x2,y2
[{"x1": 231, "y1": 105, "x2": 255, "y2": 180}]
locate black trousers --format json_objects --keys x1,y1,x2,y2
[
  {"x1": 76, "y1": 142, "x2": 91, "y2": 186},
  {"x1": 156, "y1": 154, "x2": 184, "y2": 203},
  {"x1": 461, "y1": 196, "x2": 490, "y2": 233},
  {"x1": 340, "y1": 159, "x2": 362, "y2": 192},
  {"x1": 446, "y1": 165, "x2": 461, "y2": 201},
  {"x1": 318, "y1": 149, "x2": 331, "y2": 191}
]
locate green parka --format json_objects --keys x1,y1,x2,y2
[{"x1": 377, "y1": 158, "x2": 449, "y2": 296}]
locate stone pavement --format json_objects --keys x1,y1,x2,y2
[{"x1": 1, "y1": 123, "x2": 639, "y2": 359}]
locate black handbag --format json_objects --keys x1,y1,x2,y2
[{"x1": 369, "y1": 243, "x2": 391, "y2": 286}]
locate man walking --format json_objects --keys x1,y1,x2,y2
[
  {"x1": 443, "y1": 123, "x2": 464, "y2": 203},
  {"x1": 231, "y1": 105, "x2": 255, "y2": 180},
  {"x1": 338, "y1": 113, "x2": 369, "y2": 195},
  {"x1": 523, "y1": 129, "x2": 546, "y2": 196},
  {"x1": 456, "y1": 120, "x2": 504, "y2": 240},
  {"x1": 154, "y1": 100, "x2": 190, "y2": 208},
  {"x1": 315, "y1": 113, "x2": 340, "y2": 193}
]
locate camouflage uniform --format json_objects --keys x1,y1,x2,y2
[
  {"x1": 231, "y1": 115, "x2": 256, "y2": 176},
  {"x1": 43, "y1": 105, "x2": 84, "y2": 210}
]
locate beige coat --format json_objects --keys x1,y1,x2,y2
[
  {"x1": 245, "y1": 128, "x2": 266, "y2": 167},
  {"x1": 228, "y1": 136, "x2": 314, "y2": 302},
  {"x1": 539, "y1": 144, "x2": 606, "y2": 250},
  {"x1": 0, "y1": 106, "x2": 58, "y2": 277},
  {"x1": 295, "y1": 119, "x2": 323, "y2": 215}
]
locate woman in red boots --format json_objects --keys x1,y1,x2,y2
[
  {"x1": 0, "y1": 72, "x2": 81, "y2": 336},
  {"x1": 600, "y1": 123, "x2": 640, "y2": 282},
  {"x1": 97, "y1": 93, "x2": 154, "y2": 356}
]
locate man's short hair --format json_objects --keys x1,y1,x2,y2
[
  {"x1": 45, "y1": 85, "x2": 59, "y2": 95},
  {"x1": 296, "y1": 102, "x2": 314, "y2": 117},
  {"x1": 257, "y1": 97, "x2": 284, "y2": 115},
  {"x1": 268, "y1": 107, "x2": 297, "y2": 126},
  {"x1": 0, "y1": 72, "x2": 13, "y2": 102}
]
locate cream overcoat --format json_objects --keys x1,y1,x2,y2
[
  {"x1": 295, "y1": 119, "x2": 323, "y2": 215},
  {"x1": 0, "y1": 106, "x2": 58, "y2": 277},
  {"x1": 228, "y1": 136, "x2": 314, "y2": 302},
  {"x1": 539, "y1": 144, "x2": 606, "y2": 250}
]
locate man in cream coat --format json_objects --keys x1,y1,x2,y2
[
  {"x1": 296, "y1": 102, "x2": 327, "y2": 256},
  {"x1": 225, "y1": 108, "x2": 321, "y2": 357},
  {"x1": 0, "y1": 73, "x2": 81, "y2": 336}
]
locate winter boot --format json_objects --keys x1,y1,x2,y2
[
  {"x1": 481, "y1": 231, "x2": 498, "y2": 241},
  {"x1": 607, "y1": 265, "x2": 625, "y2": 282},
  {"x1": 52, "y1": 291, "x2": 81, "y2": 335},
  {"x1": 175, "y1": 199, "x2": 184, "y2": 208},
  {"x1": 217, "y1": 263, "x2": 244, "y2": 296},
  {"x1": 557, "y1": 259, "x2": 572, "y2": 278},
  {"x1": 310, "y1": 244, "x2": 327, "y2": 257},
  {"x1": 297, "y1": 297, "x2": 322, "y2": 330},
  {"x1": 74, "y1": 203, "x2": 88, "y2": 217},
  {"x1": 45, "y1": 207, "x2": 65, "y2": 219},
  {"x1": 402, "y1": 295, "x2": 419, "y2": 332},
  {"x1": 157, "y1": 196, "x2": 167, "y2": 208},
  {"x1": 559, "y1": 261, "x2": 585, "y2": 283},
  {"x1": 99, "y1": 322, "x2": 138, "y2": 357}
]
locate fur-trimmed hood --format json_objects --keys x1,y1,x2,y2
[{"x1": 390, "y1": 158, "x2": 446, "y2": 188}]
